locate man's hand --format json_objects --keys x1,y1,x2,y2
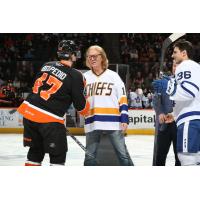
[
  {"x1": 159, "y1": 113, "x2": 174, "y2": 124},
  {"x1": 165, "y1": 113, "x2": 174, "y2": 123},
  {"x1": 121, "y1": 123, "x2": 128, "y2": 133},
  {"x1": 158, "y1": 113, "x2": 166, "y2": 124}
]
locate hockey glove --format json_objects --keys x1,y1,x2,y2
[
  {"x1": 152, "y1": 78, "x2": 169, "y2": 94},
  {"x1": 152, "y1": 76, "x2": 177, "y2": 96}
]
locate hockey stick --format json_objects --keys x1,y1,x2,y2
[
  {"x1": 9, "y1": 109, "x2": 17, "y2": 114},
  {"x1": 152, "y1": 33, "x2": 186, "y2": 165},
  {"x1": 66, "y1": 129, "x2": 96, "y2": 160}
]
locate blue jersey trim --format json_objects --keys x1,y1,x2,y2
[
  {"x1": 180, "y1": 81, "x2": 199, "y2": 98},
  {"x1": 176, "y1": 111, "x2": 200, "y2": 124},
  {"x1": 120, "y1": 113, "x2": 129, "y2": 123},
  {"x1": 119, "y1": 104, "x2": 128, "y2": 112},
  {"x1": 181, "y1": 84, "x2": 195, "y2": 97},
  {"x1": 85, "y1": 115, "x2": 120, "y2": 124},
  {"x1": 182, "y1": 81, "x2": 199, "y2": 91}
]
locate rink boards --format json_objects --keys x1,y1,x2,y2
[{"x1": 0, "y1": 108, "x2": 156, "y2": 135}]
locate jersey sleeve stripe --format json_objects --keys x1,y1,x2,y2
[
  {"x1": 85, "y1": 115, "x2": 120, "y2": 124},
  {"x1": 89, "y1": 107, "x2": 120, "y2": 115},
  {"x1": 180, "y1": 84, "x2": 196, "y2": 98},
  {"x1": 120, "y1": 113, "x2": 129, "y2": 123},
  {"x1": 17, "y1": 101, "x2": 64, "y2": 124},
  {"x1": 119, "y1": 96, "x2": 128, "y2": 105},
  {"x1": 176, "y1": 111, "x2": 200, "y2": 125},
  {"x1": 119, "y1": 104, "x2": 128, "y2": 112},
  {"x1": 181, "y1": 81, "x2": 199, "y2": 91},
  {"x1": 121, "y1": 110, "x2": 128, "y2": 115}
]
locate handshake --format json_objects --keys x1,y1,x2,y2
[
  {"x1": 159, "y1": 113, "x2": 174, "y2": 124},
  {"x1": 152, "y1": 75, "x2": 177, "y2": 96}
]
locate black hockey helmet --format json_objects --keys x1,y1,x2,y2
[{"x1": 57, "y1": 40, "x2": 77, "y2": 60}]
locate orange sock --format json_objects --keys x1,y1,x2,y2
[{"x1": 25, "y1": 161, "x2": 41, "y2": 166}]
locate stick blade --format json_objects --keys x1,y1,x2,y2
[
  {"x1": 9, "y1": 109, "x2": 17, "y2": 114},
  {"x1": 169, "y1": 33, "x2": 186, "y2": 42}
]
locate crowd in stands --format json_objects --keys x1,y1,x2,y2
[
  {"x1": 0, "y1": 33, "x2": 103, "y2": 62},
  {"x1": 127, "y1": 87, "x2": 153, "y2": 109},
  {"x1": 0, "y1": 80, "x2": 24, "y2": 107},
  {"x1": 1, "y1": 33, "x2": 200, "y2": 108},
  {"x1": 0, "y1": 33, "x2": 103, "y2": 85},
  {"x1": 0, "y1": 33, "x2": 103, "y2": 107}
]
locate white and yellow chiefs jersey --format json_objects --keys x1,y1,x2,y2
[{"x1": 84, "y1": 69, "x2": 129, "y2": 133}]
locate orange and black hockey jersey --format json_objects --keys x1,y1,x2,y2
[{"x1": 18, "y1": 61, "x2": 90, "y2": 124}]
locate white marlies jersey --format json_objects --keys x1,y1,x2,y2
[
  {"x1": 169, "y1": 60, "x2": 200, "y2": 127},
  {"x1": 84, "y1": 69, "x2": 129, "y2": 133}
]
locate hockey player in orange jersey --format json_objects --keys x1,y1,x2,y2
[{"x1": 18, "y1": 40, "x2": 90, "y2": 166}]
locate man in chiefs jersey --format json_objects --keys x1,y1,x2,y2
[
  {"x1": 17, "y1": 40, "x2": 90, "y2": 166},
  {"x1": 83, "y1": 45, "x2": 133, "y2": 166}
]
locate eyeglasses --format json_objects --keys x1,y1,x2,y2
[{"x1": 87, "y1": 54, "x2": 101, "y2": 60}]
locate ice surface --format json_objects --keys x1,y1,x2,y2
[{"x1": 0, "y1": 134, "x2": 175, "y2": 166}]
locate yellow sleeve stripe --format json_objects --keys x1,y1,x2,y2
[
  {"x1": 89, "y1": 107, "x2": 120, "y2": 115},
  {"x1": 119, "y1": 96, "x2": 128, "y2": 105}
]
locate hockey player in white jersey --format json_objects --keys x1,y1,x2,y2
[
  {"x1": 83, "y1": 45, "x2": 133, "y2": 166},
  {"x1": 152, "y1": 40, "x2": 200, "y2": 165}
]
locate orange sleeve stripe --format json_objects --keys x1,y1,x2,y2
[
  {"x1": 89, "y1": 107, "x2": 120, "y2": 115},
  {"x1": 79, "y1": 100, "x2": 90, "y2": 116},
  {"x1": 24, "y1": 137, "x2": 32, "y2": 142},
  {"x1": 119, "y1": 96, "x2": 128, "y2": 105},
  {"x1": 17, "y1": 102, "x2": 64, "y2": 124}
]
